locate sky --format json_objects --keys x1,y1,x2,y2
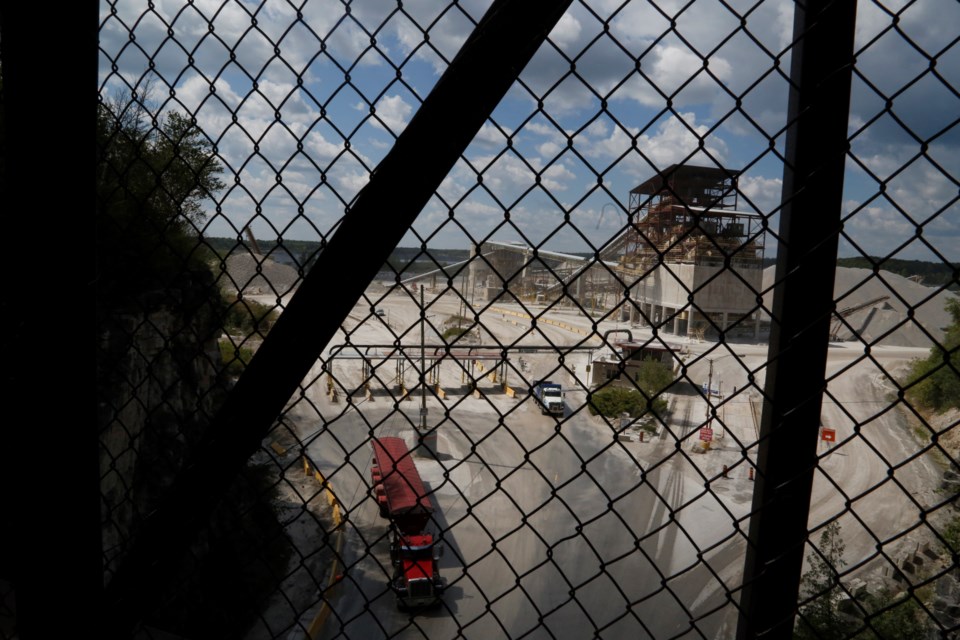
[{"x1": 98, "y1": 0, "x2": 960, "y2": 262}]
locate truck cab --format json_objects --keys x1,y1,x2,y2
[
  {"x1": 390, "y1": 532, "x2": 445, "y2": 611},
  {"x1": 532, "y1": 380, "x2": 564, "y2": 416}
]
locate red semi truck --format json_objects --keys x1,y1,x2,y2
[{"x1": 370, "y1": 436, "x2": 445, "y2": 610}]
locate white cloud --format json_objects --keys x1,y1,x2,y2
[
  {"x1": 538, "y1": 141, "x2": 563, "y2": 158},
  {"x1": 390, "y1": 0, "x2": 482, "y2": 72},
  {"x1": 613, "y1": 44, "x2": 734, "y2": 108},
  {"x1": 585, "y1": 112, "x2": 727, "y2": 168},
  {"x1": 651, "y1": 46, "x2": 732, "y2": 96},
  {"x1": 475, "y1": 122, "x2": 512, "y2": 148},
  {"x1": 335, "y1": 170, "x2": 372, "y2": 195},
  {"x1": 845, "y1": 203, "x2": 916, "y2": 245},
  {"x1": 304, "y1": 130, "x2": 345, "y2": 163},
  {"x1": 549, "y1": 13, "x2": 582, "y2": 50},
  {"x1": 585, "y1": 120, "x2": 609, "y2": 138},
  {"x1": 739, "y1": 175, "x2": 782, "y2": 214},
  {"x1": 438, "y1": 151, "x2": 578, "y2": 207},
  {"x1": 359, "y1": 94, "x2": 414, "y2": 135},
  {"x1": 525, "y1": 122, "x2": 563, "y2": 137},
  {"x1": 99, "y1": 0, "x2": 960, "y2": 259}
]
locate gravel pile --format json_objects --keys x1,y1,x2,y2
[
  {"x1": 763, "y1": 266, "x2": 958, "y2": 348},
  {"x1": 217, "y1": 251, "x2": 301, "y2": 297}
]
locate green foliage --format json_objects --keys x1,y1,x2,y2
[
  {"x1": 589, "y1": 358, "x2": 675, "y2": 419},
  {"x1": 904, "y1": 298, "x2": 960, "y2": 411},
  {"x1": 222, "y1": 295, "x2": 279, "y2": 337},
  {"x1": 219, "y1": 340, "x2": 254, "y2": 376},
  {"x1": 217, "y1": 294, "x2": 277, "y2": 377},
  {"x1": 796, "y1": 522, "x2": 848, "y2": 640},
  {"x1": 589, "y1": 387, "x2": 652, "y2": 418},
  {"x1": 445, "y1": 314, "x2": 470, "y2": 327},
  {"x1": 589, "y1": 386, "x2": 666, "y2": 419},
  {"x1": 634, "y1": 358, "x2": 676, "y2": 397},
  {"x1": 941, "y1": 515, "x2": 960, "y2": 553},
  {"x1": 853, "y1": 591, "x2": 932, "y2": 640},
  {"x1": 442, "y1": 326, "x2": 469, "y2": 342},
  {"x1": 796, "y1": 523, "x2": 934, "y2": 639},
  {"x1": 97, "y1": 92, "x2": 225, "y2": 306}
]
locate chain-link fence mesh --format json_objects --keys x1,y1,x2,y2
[{"x1": 83, "y1": 0, "x2": 960, "y2": 638}]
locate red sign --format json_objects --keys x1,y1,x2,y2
[
  {"x1": 699, "y1": 428, "x2": 713, "y2": 442},
  {"x1": 821, "y1": 428, "x2": 836, "y2": 442}
]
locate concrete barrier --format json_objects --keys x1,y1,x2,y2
[
  {"x1": 489, "y1": 306, "x2": 599, "y2": 343},
  {"x1": 302, "y1": 457, "x2": 345, "y2": 639}
]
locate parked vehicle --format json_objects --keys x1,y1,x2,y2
[
  {"x1": 532, "y1": 380, "x2": 564, "y2": 416},
  {"x1": 370, "y1": 437, "x2": 445, "y2": 610}
]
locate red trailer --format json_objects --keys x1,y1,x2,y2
[{"x1": 370, "y1": 437, "x2": 445, "y2": 610}]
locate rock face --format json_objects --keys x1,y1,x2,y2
[{"x1": 98, "y1": 269, "x2": 228, "y2": 582}]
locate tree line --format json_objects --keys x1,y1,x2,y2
[{"x1": 837, "y1": 257, "x2": 960, "y2": 291}]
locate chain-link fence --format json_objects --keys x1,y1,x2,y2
[{"x1": 21, "y1": 0, "x2": 955, "y2": 637}]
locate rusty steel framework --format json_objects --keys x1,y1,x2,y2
[
  {"x1": 608, "y1": 165, "x2": 768, "y2": 338},
  {"x1": 622, "y1": 164, "x2": 765, "y2": 271}
]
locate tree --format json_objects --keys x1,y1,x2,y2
[
  {"x1": 796, "y1": 521, "x2": 851, "y2": 640},
  {"x1": 854, "y1": 591, "x2": 931, "y2": 640},
  {"x1": 905, "y1": 298, "x2": 960, "y2": 412},
  {"x1": 97, "y1": 91, "x2": 225, "y2": 306},
  {"x1": 588, "y1": 387, "x2": 651, "y2": 418},
  {"x1": 634, "y1": 357, "x2": 676, "y2": 399},
  {"x1": 589, "y1": 358, "x2": 675, "y2": 419},
  {"x1": 795, "y1": 522, "x2": 935, "y2": 639}
]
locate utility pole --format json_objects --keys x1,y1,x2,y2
[
  {"x1": 418, "y1": 284, "x2": 436, "y2": 457},
  {"x1": 706, "y1": 358, "x2": 714, "y2": 425},
  {"x1": 701, "y1": 358, "x2": 715, "y2": 451},
  {"x1": 420, "y1": 284, "x2": 427, "y2": 431}
]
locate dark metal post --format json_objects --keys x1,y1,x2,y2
[
  {"x1": 2, "y1": 4, "x2": 102, "y2": 639},
  {"x1": 737, "y1": 0, "x2": 858, "y2": 637}
]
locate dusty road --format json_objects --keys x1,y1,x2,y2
[{"x1": 267, "y1": 285, "x2": 945, "y2": 640}]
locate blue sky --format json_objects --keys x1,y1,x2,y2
[{"x1": 99, "y1": 0, "x2": 960, "y2": 261}]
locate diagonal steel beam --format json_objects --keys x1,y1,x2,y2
[
  {"x1": 737, "y1": 0, "x2": 858, "y2": 637},
  {"x1": 102, "y1": 0, "x2": 573, "y2": 634}
]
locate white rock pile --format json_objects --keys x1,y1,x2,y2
[
  {"x1": 763, "y1": 266, "x2": 959, "y2": 348},
  {"x1": 216, "y1": 251, "x2": 301, "y2": 297}
]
